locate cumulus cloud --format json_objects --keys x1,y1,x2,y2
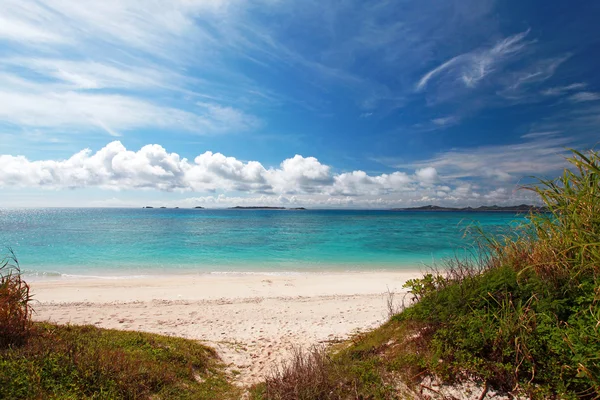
[
  {"x1": 415, "y1": 167, "x2": 438, "y2": 184},
  {"x1": 2, "y1": 140, "x2": 547, "y2": 208},
  {"x1": 0, "y1": 142, "x2": 433, "y2": 198},
  {"x1": 331, "y1": 171, "x2": 412, "y2": 196}
]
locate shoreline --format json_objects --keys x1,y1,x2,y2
[
  {"x1": 30, "y1": 270, "x2": 423, "y2": 302},
  {"x1": 22, "y1": 262, "x2": 432, "y2": 281},
  {"x1": 31, "y1": 270, "x2": 422, "y2": 386}
]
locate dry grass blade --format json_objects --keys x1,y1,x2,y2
[
  {"x1": 0, "y1": 249, "x2": 34, "y2": 348},
  {"x1": 261, "y1": 345, "x2": 340, "y2": 400}
]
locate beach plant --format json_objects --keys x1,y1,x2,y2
[
  {"x1": 0, "y1": 323, "x2": 240, "y2": 399},
  {"x1": 0, "y1": 250, "x2": 240, "y2": 399},
  {"x1": 252, "y1": 149, "x2": 600, "y2": 400},
  {"x1": 395, "y1": 149, "x2": 600, "y2": 397},
  {"x1": 0, "y1": 250, "x2": 33, "y2": 348}
]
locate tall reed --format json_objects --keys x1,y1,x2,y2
[{"x1": 0, "y1": 250, "x2": 33, "y2": 348}]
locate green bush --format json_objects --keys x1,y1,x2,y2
[
  {"x1": 253, "y1": 149, "x2": 600, "y2": 399},
  {"x1": 399, "y1": 149, "x2": 600, "y2": 398}
]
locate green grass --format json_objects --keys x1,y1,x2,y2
[
  {"x1": 251, "y1": 149, "x2": 600, "y2": 400},
  {"x1": 0, "y1": 322, "x2": 240, "y2": 399}
]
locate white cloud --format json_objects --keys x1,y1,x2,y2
[
  {"x1": 568, "y1": 92, "x2": 600, "y2": 103},
  {"x1": 1, "y1": 141, "x2": 512, "y2": 207},
  {"x1": 432, "y1": 116, "x2": 459, "y2": 126},
  {"x1": 415, "y1": 167, "x2": 438, "y2": 184},
  {"x1": 416, "y1": 29, "x2": 531, "y2": 91},
  {"x1": 1, "y1": 141, "x2": 551, "y2": 208},
  {"x1": 0, "y1": 0, "x2": 232, "y2": 55},
  {"x1": 520, "y1": 130, "x2": 560, "y2": 139},
  {"x1": 2, "y1": 58, "x2": 183, "y2": 91},
  {"x1": 498, "y1": 56, "x2": 570, "y2": 99},
  {"x1": 3, "y1": 141, "x2": 545, "y2": 208},
  {"x1": 416, "y1": 56, "x2": 463, "y2": 91},
  {"x1": 0, "y1": 0, "x2": 263, "y2": 142},
  {"x1": 541, "y1": 83, "x2": 587, "y2": 96},
  {"x1": 331, "y1": 171, "x2": 413, "y2": 196},
  {"x1": 0, "y1": 89, "x2": 255, "y2": 136},
  {"x1": 405, "y1": 136, "x2": 571, "y2": 181}
]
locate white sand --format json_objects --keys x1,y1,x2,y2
[{"x1": 31, "y1": 271, "x2": 421, "y2": 386}]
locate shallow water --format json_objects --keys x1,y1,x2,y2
[{"x1": 0, "y1": 208, "x2": 527, "y2": 277}]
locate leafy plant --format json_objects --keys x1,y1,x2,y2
[{"x1": 403, "y1": 273, "x2": 446, "y2": 302}]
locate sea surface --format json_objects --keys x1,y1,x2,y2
[{"x1": 0, "y1": 208, "x2": 529, "y2": 278}]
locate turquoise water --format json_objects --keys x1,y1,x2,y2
[{"x1": 0, "y1": 208, "x2": 527, "y2": 278}]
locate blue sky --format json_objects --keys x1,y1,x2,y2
[{"x1": 0, "y1": 0, "x2": 599, "y2": 208}]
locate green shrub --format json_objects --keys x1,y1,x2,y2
[
  {"x1": 398, "y1": 149, "x2": 600, "y2": 398},
  {"x1": 253, "y1": 149, "x2": 600, "y2": 399},
  {"x1": 0, "y1": 323, "x2": 240, "y2": 399}
]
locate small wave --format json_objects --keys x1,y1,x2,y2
[
  {"x1": 22, "y1": 270, "x2": 63, "y2": 277},
  {"x1": 59, "y1": 273, "x2": 153, "y2": 280}
]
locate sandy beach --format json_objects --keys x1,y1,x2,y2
[{"x1": 31, "y1": 271, "x2": 421, "y2": 386}]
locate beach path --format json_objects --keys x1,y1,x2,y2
[{"x1": 31, "y1": 272, "x2": 419, "y2": 386}]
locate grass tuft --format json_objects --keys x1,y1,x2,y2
[{"x1": 0, "y1": 250, "x2": 33, "y2": 349}]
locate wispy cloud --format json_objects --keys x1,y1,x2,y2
[
  {"x1": 416, "y1": 29, "x2": 532, "y2": 91},
  {"x1": 568, "y1": 92, "x2": 600, "y2": 103},
  {"x1": 1, "y1": 58, "x2": 188, "y2": 91},
  {"x1": 0, "y1": 85, "x2": 258, "y2": 137},
  {"x1": 541, "y1": 83, "x2": 587, "y2": 96},
  {"x1": 416, "y1": 56, "x2": 463, "y2": 92},
  {"x1": 498, "y1": 55, "x2": 570, "y2": 99},
  {"x1": 432, "y1": 116, "x2": 460, "y2": 126},
  {"x1": 520, "y1": 130, "x2": 561, "y2": 139},
  {"x1": 0, "y1": 1, "x2": 267, "y2": 142},
  {"x1": 395, "y1": 135, "x2": 573, "y2": 183}
]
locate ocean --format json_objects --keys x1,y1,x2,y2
[{"x1": 0, "y1": 208, "x2": 528, "y2": 278}]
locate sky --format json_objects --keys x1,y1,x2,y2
[{"x1": 0, "y1": 0, "x2": 599, "y2": 208}]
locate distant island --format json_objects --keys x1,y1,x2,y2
[
  {"x1": 228, "y1": 206, "x2": 306, "y2": 210},
  {"x1": 392, "y1": 204, "x2": 547, "y2": 213},
  {"x1": 142, "y1": 206, "x2": 304, "y2": 210}
]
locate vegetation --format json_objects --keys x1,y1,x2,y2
[
  {"x1": 0, "y1": 323, "x2": 240, "y2": 399},
  {"x1": 0, "y1": 251, "x2": 33, "y2": 349},
  {"x1": 3, "y1": 149, "x2": 599, "y2": 399},
  {"x1": 251, "y1": 149, "x2": 600, "y2": 399},
  {"x1": 0, "y1": 253, "x2": 239, "y2": 400}
]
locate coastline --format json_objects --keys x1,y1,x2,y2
[{"x1": 31, "y1": 270, "x2": 422, "y2": 385}]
